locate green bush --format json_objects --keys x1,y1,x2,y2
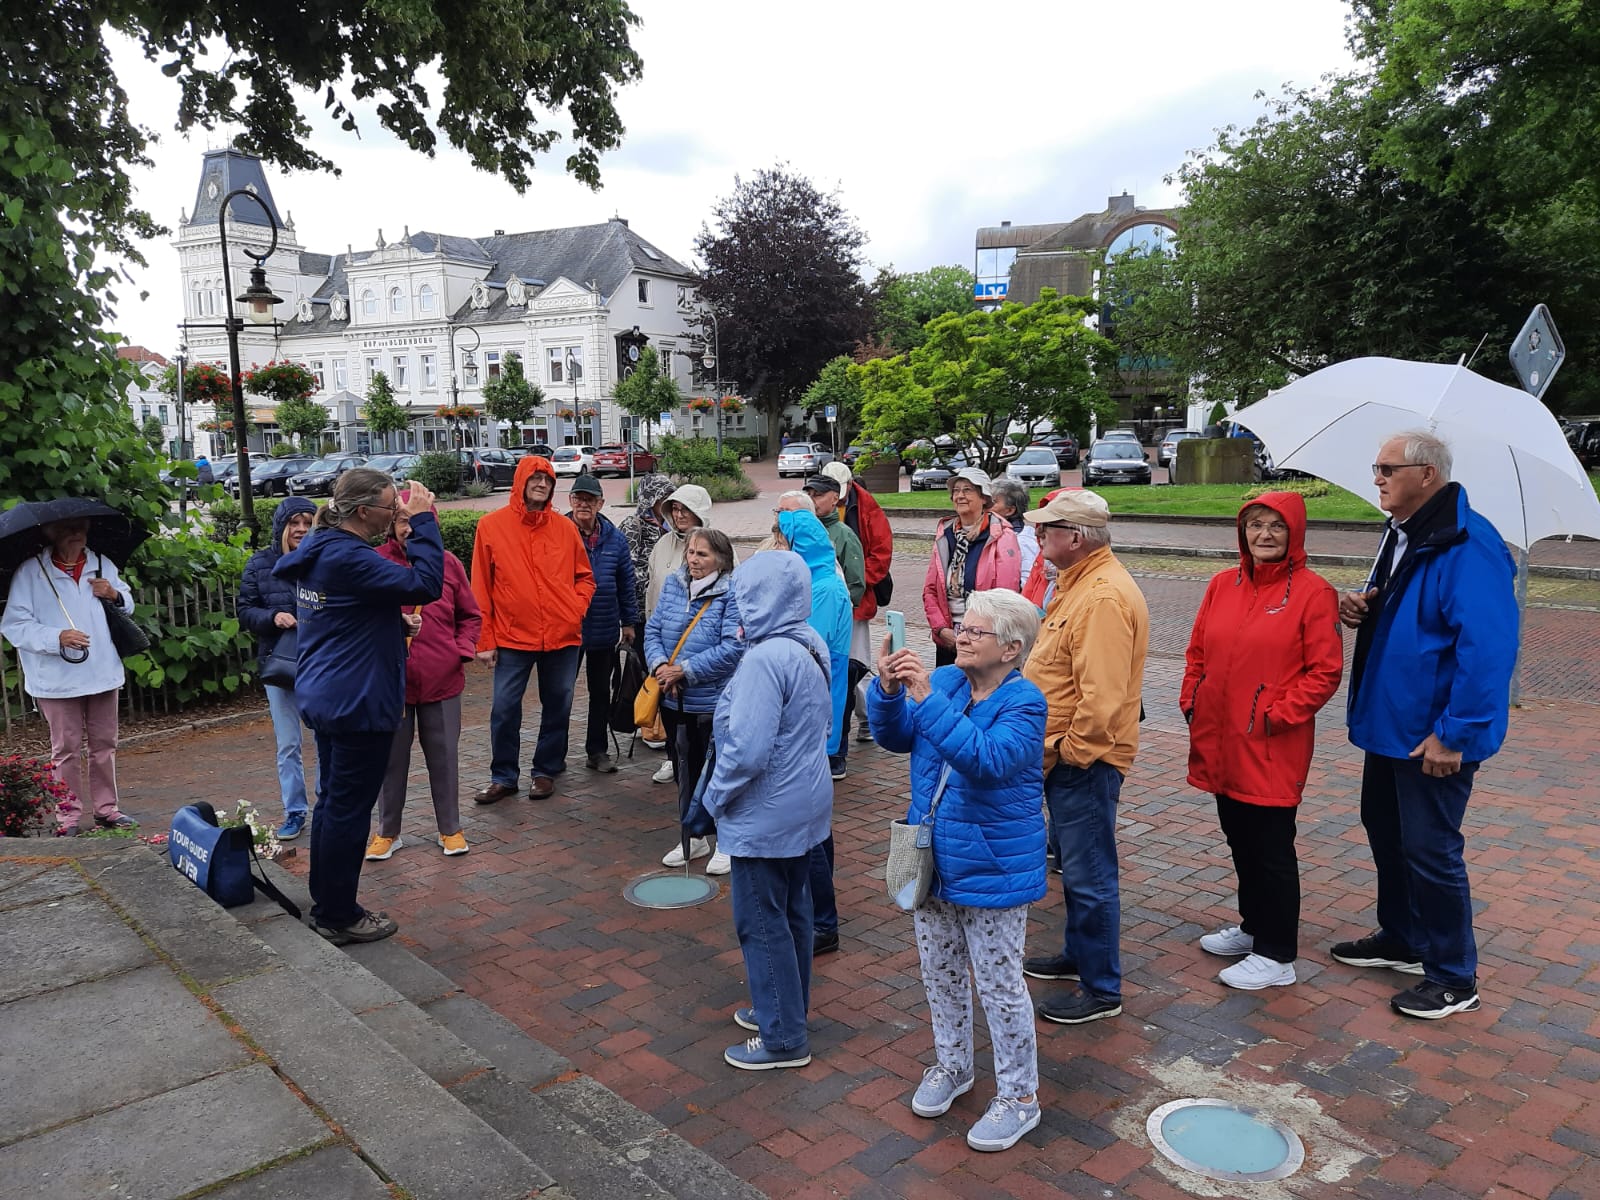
[
  {"x1": 437, "y1": 510, "x2": 484, "y2": 572},
  {"x1": 686, "y1": 471, "x2": 759, "y2": 501},
  {"x1": 410, "y1": 451, "x2": 464, "y2": 496},
  {"x1": 268, "y1": 443, "x2": 300, "y2": 458},
  {"x1": 207, "y1": 496, "x2": 243, "y2": 542},
  {"x1": 722, "y1": 436, "x2": 763, "y2": 461},
  {"x1": 461, "y1": 481, "x2": 493, "y2": 499},
  {"x1": 659, "y1": 435, "x2": 745, "y2": 479}
]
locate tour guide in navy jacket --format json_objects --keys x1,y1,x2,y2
[
  {"x1": 1334, "y1": 432, "x2": 1517, "y2": 1021},
  {"x1": 274, "y1": 475, "x2": 444, "y2": 943}
]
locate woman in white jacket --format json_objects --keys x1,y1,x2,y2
[{"x1": 0, "y1": 518, "x2": 136, "y2": 833}]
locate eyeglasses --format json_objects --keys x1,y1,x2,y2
[
  {"x1": 1371, "y1": 462, "x2": 1427, "y2": 478},
  {"x1": 1244, "y1": 520, "x2": 1289, "y2": 534},
  {"x1": 952, "y1": 623, "x2": 998, "y2": 641},
  {"x1": 362, "y1": 502, "x2": 397, "y2": 514}
]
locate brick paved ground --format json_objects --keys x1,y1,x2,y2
[{"x1": 112, "y1": 550, "x2": 1600, "y2": 1199}]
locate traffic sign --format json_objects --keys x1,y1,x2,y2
[
  {"x1": 1509, "y1": 304, "x2": 1565, "y2": 399},
  {"x1": 825, "y1": 404, "x2": 837, "y2": 421}
]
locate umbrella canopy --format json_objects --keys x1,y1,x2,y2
[
  {"x1": 0, "y1": 498, "x2": 150, "y2": 584},
  {"x1": 1237, "y1": 357, "x2": 1600, "y2": 549}
]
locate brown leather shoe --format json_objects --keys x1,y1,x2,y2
[
  {"x1": 473, "y1": 782, "x2": 518, "y2": 805},
  {"x1": 528, "y1": 776, "x2": 556, "y2": 799}
]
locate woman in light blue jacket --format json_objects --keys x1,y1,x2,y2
[
  {"x1": 869, "y1": 588, "x2": 1048, "y2": 1153},
  {"x1": 704, "y1": 552, "x2": 833, "y2": 1073}
]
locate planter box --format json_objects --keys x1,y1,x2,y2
[
  {"x1": 1173, "y1": 438, "x2": 1253, "y2": 485},
  {"x1": 858, "y1": 457, "x2": 902, "y2": 493}
]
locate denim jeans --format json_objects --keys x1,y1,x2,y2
[
  {"x1": 488, "y1": 645, "x2": 581, "y2": 785},
  {"x1": 1360, "y1": 753, "x2": 1480, "y2": 989},
  {"x1": 730, "y1": 854, "x2": 814, "y2": 1054},
  {"x1": 1044, "y1": 760, "x2": 1123, "y2": 1002},
  {"x1": 265, "y1": 684, "x2": 311, "y2": 818},
  {"x1": 308, "y1": 729, "x2": 395, "y2": 929},
  {"x1": 808, "y1": 836, "x2": 837, "y2": 937}
]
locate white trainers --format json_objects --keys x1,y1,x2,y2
[
  {"x1": 1199, "y1": 924, "x2": 1254, "y2": 957},
  {"x1": 1219, "y1": 953, "x2": 1296, "y2": 991},
  {"x1": 662, "y1": 837, "x2": 710, "y2": 867},
  {"x1": 651, "y1": 760, "x2": 676, "y2": 784},
  {"x1": 705, "y1": 850, "x2": 732, "y2": 875}
]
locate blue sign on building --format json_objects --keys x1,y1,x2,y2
[{"x1": 973, "y1": 282, "x2": 1008, "y2": 302}]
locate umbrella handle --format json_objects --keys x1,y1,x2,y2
[{"x1": 61, "y1": 643, "x2": 89, "y2": 665}]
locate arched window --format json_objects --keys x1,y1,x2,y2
[
  {"x1": 1105, "y1": 222, "x2": 1177, "y2": 259},
  {"x1": 418, "y1": 284, "x2": 435, "y2": 313},
  {"x1": 389, "y1": 286, "x2": 404, "y2": 314},
  {"x1": 361, "y1": 289, "x2": 377, "y2": 316},
  {"x1": 191, "y1": 281, "x2": 202, "y2": 317}
]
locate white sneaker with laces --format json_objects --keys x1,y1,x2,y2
[
  {"x1": 1218, "y1": 953, "x2": 1296, "y2": 991},
  {"x1": 705, "y1": 850, "x2": 732, "y2": 875},
  {"x1": 651, "y1": 760, "x2": 676, "y2": 784},
  {"x1": 1199, "y1": 924, "x2": 1254, "y2": 956},
  {"x1": 662, "y1": 837, "x2": 710, "y2": 867}
]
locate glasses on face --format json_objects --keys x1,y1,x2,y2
[
  {"x1": 363, "y1": 502, "x2": 397, "y2": 514},
  {"x1": 952, "y1": 622, "x2": 998, "y2": 641},
  {"x1": 949, "y1": 486, "x2": 980, "y2": 499},
  {"x1": 1245, "y1": 520, "x2": 1289, "y2": 535},
  {"x1": 1372, "y1": 462, "x2": 1426, "y2": 478}
]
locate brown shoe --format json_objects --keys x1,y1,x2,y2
[
  {"x1": 528, "y1": 776, "x2": 556, "y2": 799},
  {"x1": 473, "y1": 781, "x2": 518, "y2": 805}
]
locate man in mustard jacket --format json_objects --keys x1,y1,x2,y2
[{"x1": 1019, "y1": 491, "x2": 1149, "y2": 1024}]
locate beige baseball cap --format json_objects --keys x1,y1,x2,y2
[
  {"x1": 1023, "y1": 489, "x2": 1110, "y2": 528},
  {"x1": 820, "y1": 461, "x2": 853, "y2": 488}
]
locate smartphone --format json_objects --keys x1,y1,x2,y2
[{"x1": 885, "y1": 609, "x2": 907, "y2": 654}]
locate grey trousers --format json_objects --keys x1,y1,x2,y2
[
  {"x1": 912, "y1": 897, "x2": 1038, "y2": 1099},
  {"x1": 376, "y1": 695, "x2": 462, "y2": 839}
]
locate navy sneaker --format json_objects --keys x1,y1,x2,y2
[
  {"x1": 275, "y1": 812, "x2": 306, "y2": 840},
  {"x1": 1391, "y1": 979, "x2": 1480, "y2": 1019},
  {"x1": 1022, "y1": 954, "x2": 1080, "y2": 981},
  {"x1": 1037, "y1": 990, "x2": 1121, "y2": 1025},
  {"x1": 724, "y1": 1036, "x2": 811, "y2": 1071},
  {"x1": 1331, "y1": 932, "x2": 1423, "y2": 975}
]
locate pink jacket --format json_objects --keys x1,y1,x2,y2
[
  {"x1": 376, "y1": 541, "x2": 482, "y2": 705},
  {"x1": 921, "y1": 513, "x2": 1023, "y2": 634}
]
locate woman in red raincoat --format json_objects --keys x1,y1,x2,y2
[{"x1": 1180, "y1": 491, "x2": 1343, "y2": 991}]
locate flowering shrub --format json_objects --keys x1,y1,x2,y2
[
  {"x1": 0, "y1": 755, "x2": 72, "y2": 837},
  {"x1": 242, "y1": 360, "x2": 318, "y2": 404},
  {"x1": 218, "y1": 799, "x2": 280, "y2": 856}
]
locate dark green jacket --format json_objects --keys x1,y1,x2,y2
[{"x1": 818, "y1": 508, "x2": 866, "y2": 606}]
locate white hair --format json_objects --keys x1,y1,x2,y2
[
  {"x1": 1059, "y1": 522, "x2": 1112, "y2": 550},
  {"x1": 989, "y1": 476, "x2": 1029, "y2": 516},
  {"x1": 777, "y1": 490, "x2": 812, "y2": 509},
  {"x1": 1394, "y1": 429, "x2": 1453, "y2": 480},
  {"x1": 963, "y1": 589, "x2": 1042, "y2": 662}
]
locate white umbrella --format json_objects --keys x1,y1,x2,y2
[{"x1": 1237, "y1": 357, "x2": 1600, "y2": 549}]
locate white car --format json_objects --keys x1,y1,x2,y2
[
  {"x1": 1005, "y1": 446, "x2": 1063, "y2": 488},
  {"x1": 777, "y1": 442, "x2": 834, "y2": 478},
  {"x1": 551, "y1": 445, "x2": 595, "y2": 477}
]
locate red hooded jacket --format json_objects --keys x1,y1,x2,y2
[
  {"x1": 1179, "y1": 492, "x2": 1343, "y2": 807},
  {"x1": 843, "y1": 482, "x2": 893, "y2": 620}
]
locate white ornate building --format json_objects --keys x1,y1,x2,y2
[{"x1": 175, "y1": 149, "x2": 731, "y2": 455}]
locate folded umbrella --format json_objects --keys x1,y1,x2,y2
[{"x1": 0, "y1": 498, "x2": 150, "y2": 585}]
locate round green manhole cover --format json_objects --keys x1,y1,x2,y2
[
  {"x1": 1146, "y1": 1098, "x2": 1305, "y2": 1183},
  {"x1": 624, "y1": 871, "x2": 720, "y2": 909}
]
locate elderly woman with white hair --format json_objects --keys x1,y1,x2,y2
[
  {"x1": 988, "y1": 476, "x2": 1039, "y2": 584},
  {"x1": 869, "y1": 588, "x2": 1049, "y2": 1153}
]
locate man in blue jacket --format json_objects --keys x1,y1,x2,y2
[
  {"x1": 1334, "y1": 431, "x2": 1518, "y2": 1019},
  {"x1": 567, "y1": 474, "x2": 638, "y2": 773}
]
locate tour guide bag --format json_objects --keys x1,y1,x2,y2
[
  {"x1": 633, "y1": 599, "x2": 712, "y2": 728},
  {"x1": 169, "y1": 802, "x2": 301, "y2": 916},
  {"x1": 884, "y1": 763, "x2": 953, "y2": 911}
]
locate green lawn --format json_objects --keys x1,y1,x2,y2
[{"x1": 873, "y1": 482, "x2": 1385, "y2": 521}]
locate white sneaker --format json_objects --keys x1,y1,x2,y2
[
  {"x1": 662, "y1": 837, "x2": 710, "y2": 867},
  {"x1": 705, "y1": 850, "x2": 732, "y2": 875},
  {"x1": 642, "y1": 737, "x2": 666, "y2": 750},
  {"x1": 652, "y1": 760, "x2": 676, "y2": 784},
  {"x1": 1199, "y1": 924, "x2": 1254, "y2": 956},
  {"x1": 1218, "y1": 953, "x2": 1296, "y2": 991}
]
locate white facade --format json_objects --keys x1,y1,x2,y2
[{"x1": 122, "y1": 357, "x2": 186, "y2": 457}]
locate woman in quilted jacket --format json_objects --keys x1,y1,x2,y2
[
  {"x1": 1180, "y1": 491, "x2": 1343, "y2": 991},
  {"x1": 868, "y1": 589, "x2": 1048, "y2": 1154}
]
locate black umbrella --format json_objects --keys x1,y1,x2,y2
[{"x1": 0, "y1": 499, "x2": 150, "y2": 583}]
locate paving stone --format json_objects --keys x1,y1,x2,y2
[
  {"x1": 0, "y1": 1064, "x2": 326, "y2": 1200},
  {"x1": 0, "y1": 865, "x2": 88, "y2": 909},
  {"x1": 0, "y1": 963, "x2": 250, "y2": 1142},
  {"x1": 203, "y1": 1146, "x2": 394, "y2": 1200},
  {"x1": 251, "y1": 910, "x2": 409, "y2": 1013},
  {"x1": 422, "y1": 992, "x2": 573, "y2": 1086},
  {"x1": 0, "y1": 888, "x2": 152, "y2": 1003},
  {"x1": 344, "y1": 936, "x2": 460, "y2": 1003},
  {"x1": 357, "y1": 1000, "x2": 493, "y2": 1086}
]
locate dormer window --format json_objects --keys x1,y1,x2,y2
[
  {"x1": 361, "y1": 289, "x2": 377, "y2": 317},
  {"x1": 419, "y1": 284, "x2": 436, "y2": 313}
]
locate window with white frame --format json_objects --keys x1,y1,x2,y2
[
  {"x1": 418, "y1": 284, "x2": 436, "y2": 313},
  {"x1": 361, "y1": 290, "x2": 377, "y2": 316},
  {"x1": 548, "y1": 344, "x2": 583, "y2": 384},
  {"x1": 366, "y1": 356, "x2": 380, "y2": 383},
  {"x1": 637, "y1": 278, "x2": 651, "y2": 305},
  {"x1": 485, "y1": 350, "x2": 502, "y2": 381},
  {"x1": 159, "y1": 404, "x2": 169, "y2": 422},
  {"x1": 310, "y1": 360, "x2": 326, "y2": 392},
  {"x1": 388, "y1": 286, "x2": 404, "y2": 315},
  {"x1": 334, "y1": 360, "x2": 348, "y2": 391},
  {"x1": 421, "y1": 353, "x2": 436, "y2": 388},
  {"x1": 392, "y1": 355, "x2": 409, "y2": 388}
]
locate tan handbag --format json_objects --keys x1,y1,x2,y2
[{"x1": 635, "y1": 600, "x2": 712, "y2": 727}]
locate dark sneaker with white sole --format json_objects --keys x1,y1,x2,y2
[
  {"x1": 1391, "y1": 979, "x2": 1480, "y2": 1019},
  {"x1": 1037, "y1": 990, "x2": 1121, "y2": 1025},
  {"x1": 1331, "y1": 932, "x2": 1424, "y2": 975},
  {"x1": 1022, "y1": 954, "x2": 1080, "y2": 981}
]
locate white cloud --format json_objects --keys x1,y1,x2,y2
[{"x1": 107, "y1": 0, "x2": 1355, "y2": 353}]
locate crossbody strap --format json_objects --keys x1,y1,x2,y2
[
  {"x1": 922, "y1": 763, "x2": 954, "y2": 827},
  {"x1": 666, "y1": 599, "x2": 713, "y2": 665},
  {"x1": 38, "y1": 552, "x2": 78, "y2": 631}
]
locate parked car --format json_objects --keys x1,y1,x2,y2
[
  {"x1": 288, "y1": 455, "x2": 368, "y2": 496},
  {"x1": 777, "y1": 441, "x2": 835, "y2": 478},
  {"x1": 233, "y1": 455, "x2": 317, "y2": 497},
  {"x1": 591, "y1": 443, "x2": 659, "y2": 476},
  {"x1": 1005, "y1": 446, "x2": 1063, "y2": 488},
  {"x1": 549, "y1": 445, "x2": 595, "y2": 478},
  {"x1": 1565, "y1": 419, "x2": 1600, "y2": 468},
  {"x1": 1158, "y1": 429, "x2": 1203, "y2": 467},
  {"x1": 909, "y1": 452, "x2": 972, "y2": 491},
  {"x1": 1082, "y1": 440, "x2": 1152, "y2": 486},
  {"x1": 509, "y1": 443, "x2": 555, "y2": 460},
  {"x1": 1037, "y1": 433, "x2": 1080, "y2": 469},
  {"x1": 456, "y1": 447, "x2": 519, "y2": 488},
  {"x1": 839, "y1": 444, "x2": 868, "y2": 468},
  {"x1": 366, "y1": 453, "x2": 420, "y2": 483}
]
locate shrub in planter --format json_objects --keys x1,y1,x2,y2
[
  {"x1": 686, "y1": 472, "x2": 759, "y2": 502},
  {"x1": 659, "y1": 435, "x2": 744, "y2": 479},
  {"x1": 437, "y1": 510, "x2": 484, "y2": 572},
  {"x1": 409, "y1": 451, "x2": 464, "y2": 497},
  {"x1": 0, "y1": 754, "x2": 73, "y2": 836},
  {"x1": 461, "y1": 481, "x2": 493, "y2": 499}
]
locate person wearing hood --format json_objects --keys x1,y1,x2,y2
[
  {"x1": 702, "y1": 552, "x2": 833, "y2": 1071},
  {"x1": 366, "y1": 489, "x2": 482, "y2": 862},
  {"x1": 621, "y1": 473, "x2": 675, "y2": 624},
  {"x1": 568, "y1": 474, "x2": 639, "y2": 775},
  {"x1": 923, "y1": 468, "x2": 1022, "y2": 667},
  {"x1": 820, "y1": 459, "x2": 894, "y2": 747},
  {"x1": 470, "y1": 455, "x2": 596, "y2": 803},
  {"x1": 272, "y1": 470, "x2": 443, "y2": 945},
  {"x1": 1180, "y1": 492, "x2": 1343, "y2": 991},
  {"x1": 775, "y1": 505, "x2": 853, "y2": 956},
  {"x1": 645, "y1": 483, "x2": 715, "y2": 617},
  {"x1": 237, "y1": 496, "x2": 318, "y2": 840}
]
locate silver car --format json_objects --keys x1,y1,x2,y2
[
  {"x1": 1005, "y1": 447, "x2": 1062, "y2": 488},
  {"x1": 777, "y1": 442, "x2": 834, "y2": 478}
]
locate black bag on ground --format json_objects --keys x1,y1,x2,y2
[{"x1": 609, "y1": 640, "x2": 648, "y2": 734}]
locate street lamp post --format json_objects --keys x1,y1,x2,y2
[
  {"x1": 447, "y1": 324, "x2": 480, "y2": 450},
  {"x1": 175, "y1": 341, "x2": 189, "y2": 521},
  {"x1": 218, "y1": 188, "x2": 283, "y2": 547},
  {"x1": 566, "y1": 351, "x2": 582, "y2": 445},
  {"x1": 701, "y1": 308, "x2": 722, "y2": 456}
]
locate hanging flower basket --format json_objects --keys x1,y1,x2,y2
[
  {"x1": 556, "y1": 407, "x2": 576, "y2": 420},
  {"x1": 435, "y1": 404, "x2": 475, "y2": 421},
  {"x1": 180, "y1": 361, "x2": 236, "y2": 406},
  {"x1": 686, "y1": 396, "x2": 715, "y2": 413},
  {"x1": 242, "y1": 360, "x2": 317, "y2": 404},
  {"x1": 581, "y1": 406, "x2": 599, "y2": 418},
  {"x1": 717, "y1": 395, "x2": 745, "y2": 413}
]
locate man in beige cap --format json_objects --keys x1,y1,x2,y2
[{"x1": 1019, "y1": 491, "x2": 1149, "y2": 1026}]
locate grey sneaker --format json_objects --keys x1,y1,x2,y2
[
  {"x1": 966, "y1": 1096, "x2": 1042, "y2": 1152},
  {"x1": 1200, "y1": 924, "x2": 1254, "y2": 956},
  {"x1": 911, "y1": 1064, "x2": 975, "y2": 1117},
  {"x1": 312, "y1": 910, "x2": 399, "y2": 946}
]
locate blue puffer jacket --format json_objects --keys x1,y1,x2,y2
[
  {"x1": 778, "y1": 509, "x2": 852, "y2": 756},
  {"x1": 570, "y1": 512, "x2": 639, "y2": 646},
  {"x1": 705, "y1": 553, "x2": 833, "y2": 858},
  {"x1": 272, "y1": 513, "x2": 444, "y2": 733},
  {"x1": 237, "y1": 498, "x2": 317, "y2": 668},
  {"x1": 868, "y1": 666, "x2": 1049, "y2": 909},
  {"x1": 644, "y1": 564, "x2": 743, "y2": 715}
]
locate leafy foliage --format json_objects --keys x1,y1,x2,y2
[
  {"x1": 437, "y1": 510, "x2": 484, "y2": 572},
  {"x1": 241, "y1": 360, "x2": 316, "y2": 404},
  {"x1": 140, "y1": 413, "x2": 166, "y2": 451},
  {"x1": 611, "y1": 346, "x2": 681, "y2": 423},
  {"x1": 0, "y1": 754, "x2": 73, "y2": 836},
  {"x1": 871, "y1": 265, "x2": 978, "y2": 354},
  {"x1": 409, "y1": 451, "x2": 463, "y2": 497},
  {"x1": 273, "y1": 395, "x2": 328, "y2": 450},
  {"x1": 800, "y1": 357, "x2": 864, "y2": 435},
  {"x1": 658, "y1": 435, "x2": 745, "y2": 480},
  {"x1": 360, "y1": 371, "x2": 410, "y2": 452},
  {"x1": 481, "y1": 353, "x2": 542, "y2": 442}
]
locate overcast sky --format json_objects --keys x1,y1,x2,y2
[{"x1": 108, "y1": 0, "x2": 1358, "y2": 355}]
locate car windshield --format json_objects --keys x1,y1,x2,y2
[
  {"x1": 366, "y1": 455, "x2": 403, "y2": 471},
  {"x1": 1096, "y1": 444, "x2": 1144, "y2": 461},
  {"x1": 553, "y1": 448, "x2": 580, "y2": 461},
  {"x1": 1014, "y1": 449, "x2": 1056, "y2": 465},
  {"x1": 305, "y1": 457, "x2": 343, "y2": 471}
]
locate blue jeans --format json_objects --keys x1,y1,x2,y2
[
  {"x1": 265, "y1": 685, "x2": 311, "y2": 817},
  {"x1": 1045, "y1": 761, "x2": 1123, "y2": 1002},
  {"x1": 808, "y1": 836, "x2": 837, "y2": 937},
  {"x1": 489, "y1": 645, "x2": 581, "y2": 785},
  {"x1": 308, "y1": 729, "x2": 395, "y2": 929},
  {"x1": 1360, "y1": 753, "x2": 1480, "y2": 989},
  {"x1": 731, "y1": 854, "x2": 813, "y2": 1054}
]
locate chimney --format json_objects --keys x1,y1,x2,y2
[
  {"x1": 613, "y1": 215, "x2": 629, "y2": 227},
  {"x1": 1000, "y1": 220, "x2": 1011, "y2": 228},
  {"x1": 1108, "y1": 193, "x2": 1135, "y2": 214},
  {"x1": 493, "y1": 229, "x2": 505, "y2": 236}
]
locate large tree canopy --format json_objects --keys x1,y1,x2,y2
[
  {"x1": 871, "y1": 265, "x2": 978, "y2": 354},
  {"x1": 694, "y1": 166, "x2": 873, "y2": 430}
]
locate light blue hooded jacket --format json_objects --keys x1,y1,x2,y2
[
  {"x1": 704, "y1": 553, "x2": 833, "y2": 858},
  {"x1": 777, "y1": 509, "x2": 852, "y2": 756}
]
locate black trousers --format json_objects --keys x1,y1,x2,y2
[
  {"x1": 934, "y1": 642, "x2": 957, "y2": 668},
  {"x1": 663, "y1": 704, "x2": 715, "y2": 831},
  {"x1": 1215, "y1": 794, "x2": 1299, "y2": 963},
  {"x1": 577, "y1": 643, "x2": 618, "y2": 758}
]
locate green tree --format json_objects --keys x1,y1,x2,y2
[
  {"x1": 360, "y1": 371, "x2": 411, "y2": 453},
  {"x1": 480, "y1": 352, "x2": 542, "y2": 445},
  {"x1": 274, "y1": 396, "x2": 328, "y2": 451},
  {"x1": 140, "y1": 413, "x2": 166, "y2": 453},
  {"x1": 871, "y1": 265, "x2": 977, "y2": 354},
  {"x1": 611, "y1": 346, "x2": 681, "y2": 445},
  {"x1": 856, "y1": 289, "x2": 1117, "y2": 476},
  {"x1": 800, "y1": 357, "x2": 864, "y2": 435}
]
